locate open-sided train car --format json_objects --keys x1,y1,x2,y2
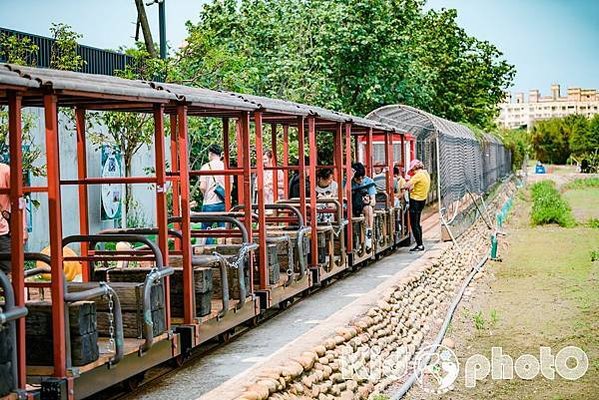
[{"x1": 0, "y1": 63, "x2": 415, "y2": 400}]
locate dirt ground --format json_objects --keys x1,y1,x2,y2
[{"x1": 406, "y1": 178, "x2": 599, "y2": 400}]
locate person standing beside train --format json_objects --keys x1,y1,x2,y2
[
  {"x1": 199, "y1": 144, "x2": 227, "y2": 244},
  {"x1": 404, "y1": 159, "x2": 430, "y2": 252}
]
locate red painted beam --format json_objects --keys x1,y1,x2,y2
[
  {"x1": 8, "y1": 92, "x2": 26, "y2": 388},
  {"x1": 44, "y1": 94, "x2": 67, "y2": 378}
]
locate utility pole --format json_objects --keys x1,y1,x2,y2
[{"x1": 158, "y1": 0, "x2": 166, "y2": 59}]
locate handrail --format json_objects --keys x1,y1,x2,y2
[
  {"x1": 62, "y1": 235, "x2": 172, "y2": 353},
  {"x1": 233, "y1": 203, "x2": 309, "y2": 281},
  {"x1": 98, "y1": 227, "x2": 184, "y2": 241},
  {"x1": 0, "y1": 252, "x2": 125, "y2": 366},
  {"x1": 232, "y1": 203, "x2": 305, "y2": 227},
  {"x1": 140, "y1": 267, "x2": 173, "y2": 353},
  {"x1": 170, "y1": 214, "x2": 255, "y2": 309},
  {"x1": 63, "y1": 234, "x2": 166, "y2": 270},
  {"x1": 0, "y1": 270, "x2": 28, "y2": 391},
  {"x1": 170, "y1": 213, "x2": 250, "y2": 243}
]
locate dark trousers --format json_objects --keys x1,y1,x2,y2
[
  {"x1": 409, "y1": 199, "x2": 426, "y2": 246},
  {"x1": 0, "y1": 234, "x2": 11, "y2": 274}
]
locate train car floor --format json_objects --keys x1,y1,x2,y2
[{"x1": 126, "y1": 242, "x2": 436, "y2": 400}]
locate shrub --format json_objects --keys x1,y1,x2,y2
[{"x1": 530, "y1": 181, "x2": 575, "y2": 227}]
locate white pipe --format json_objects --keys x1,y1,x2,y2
[{"x1": 391, "y1": 253, "x2": 489, "y2": 399}]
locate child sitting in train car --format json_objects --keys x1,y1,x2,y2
[
  {"x1": 315, "y1": 168, "x2": 338, "y2": 224},
  {"x1": 372, "y1": 163, "x2": 387, "y2": 193},
  {"x1": 393, "y1": 165, "x2": 407, "y2": 208},
  {"x1": 349, "y1": 162, "x2": 376, "y2": 252}
]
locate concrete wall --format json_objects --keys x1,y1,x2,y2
[{"x1": 24, "y1": 107, "x2": 161, "y2": 252}]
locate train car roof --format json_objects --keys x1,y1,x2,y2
[
  {"x1": 144, "y1": 81, "x2": 259, "y2": 113},
  {"x1": 366, "y1": 104, "x2": 475, "y2": 140},
  {"x1": 0, "y1": 67, "x2": 40, "y2": 90},
  {"x1": 0, "y1": 63, "x2": 177, "y2": 108},
  {"x1": 0, "y1": 63, "x2": 400, "y2": 134}
]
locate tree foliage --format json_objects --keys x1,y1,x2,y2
[
  {"x1": 531, "y1": 114, "x2": 598, "y2": 164},
  {"x1": 49, "y1": 23, "x2": 86, "y2": 71},
  {"x1": 175, "y1": 0, "x2": 515, "y2": 128},
  {"x1": 0, "y1": 33, "x2": 38, "y2": 65},
  {"x1": 0, "y1": 31, "x2": 44, "y2": 176}
]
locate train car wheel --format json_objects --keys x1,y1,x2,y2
[
  {"x1": 247, "y1": 315, "x2": 261, "y2": 328},
  {"x1": 124, "y1": 372, "x2": 145, "y2": 391},
  {"x1": 218, "y1": 329, "x2": 234, "y2": 344},
  {"x1": 171, "y1": 353, "x2": 187, "y2": 368},
  {"x1": 279, "y1": 299, "x2": 292, "y2": 310}
]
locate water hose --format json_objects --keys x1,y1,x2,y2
[{"x1": 391, "y1": 254, "x2": 489, "y2": 399}]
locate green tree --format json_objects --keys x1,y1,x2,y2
[
  {"x1": 496, "y1": 128, "x2": 530, "y2": 171},
  {"x1": 0, "y1": 32, "x2": 44, "y2": 177},
  {"x1": 570, "y1": 114, "x2": 599, "y2": 156},
  {"x1": 0, "y1": 33, "x2": 38, "y2": 65},
  {"x1": 531, "y1": 117, "x2": 577, "y2": 164},
  {"x1": 176, "y1": 0, "x2": 515, "y2": 128},
  {"x1": 49, "y1": 23, "x2": 86, "y2": 71}
]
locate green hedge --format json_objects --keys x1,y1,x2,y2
[{"x1": 530, "y1": 181, "x2": 575, "y2": 227}]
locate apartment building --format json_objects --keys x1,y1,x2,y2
[{"x1": 497, "y1": 84, "x2": 599, "y2": 129}]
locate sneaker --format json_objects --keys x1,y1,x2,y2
[
  {"x1": 365, "y1": 229, "x2": 373, "y2": 251},
  {"x1": 410, "y1": 245, "x2": 425, "y2": 252}
]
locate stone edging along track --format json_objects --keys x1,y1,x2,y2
[{"x1": 200, "y1": 181, "x2": 517, "y2": 400}]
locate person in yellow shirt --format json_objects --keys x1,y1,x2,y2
[{"x1": 404, "y1": 159, "x2": 430, "y2": 251}]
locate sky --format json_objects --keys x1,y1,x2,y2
[{"x1": 1, "y1": 0, "x2": 597, "y2": 96}]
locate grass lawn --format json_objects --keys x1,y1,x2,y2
[
  {"x1": 411, "y1": 185, "x2": 599, "y2": 400},
  {"x1": 563, "y1": 188, "x2": 599, "y2": 223}
]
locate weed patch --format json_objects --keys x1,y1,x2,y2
[
  {"x1": 530, "y1": 181, "x2": 575, "y2": 227},
  {"x1": 564, "y1": 177, "x2": 599, "y2": 190}
]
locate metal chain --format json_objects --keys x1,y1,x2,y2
[
  {"x1": 106, "y1": 289, "x2": 115, "y2": 353},
  {"x1": 212, "y1": 243, "x2": 251, "y2": 270}
]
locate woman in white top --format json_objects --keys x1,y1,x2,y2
[{"x1": 315, "y1": 168, "x2": 338, "y2": 224}]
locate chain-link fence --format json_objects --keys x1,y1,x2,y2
[{"x1": 366, "y1": 105, "x2": 512, "y2": 238}]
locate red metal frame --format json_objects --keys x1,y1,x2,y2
[
  {"x1": 270, "y1": 123, "x2": 279, "y2": 203},
  {"x1": 334, "y1": 123, "x2": 344, "y2": 209},
  {"x1": 75, "y1": 108, "x2": 90, "y2": 281},
  {"x1": 366, "y1": 127, "x2": 374, "y2": 177},
  {"x1": 44, "y1": 94, "x2": 67, "y2": 377},
  {"x1": 170, "y1": 113, "x2": 181, "y2": 252},
  {"x1": 8, "y1": 92, "x2": 26, "y2": 388},
  {"x1": 254, "y1": 112, "x2": 269, "y2": 290},
  {"x1": 307, "y1": 117, "x2": 318, "y2": 268},
  {"x1": 223, "y1": 117, "x2": 232, "y2": 211},
  {"x1": 176, "y1": 105, "x2": 195, "y2": 324},
  {"x1": 297, "y1": 117, "x2": 307, "y2": 221},
  {"x1": 282, "y1": 125, "x2": 290, "y2": 198},
  {"x1": 345, "y1": 123, "x2": 353, "y2": 254},
  {"x1": 385, "y1": 130, "x2": 394, "y2": 207},
  {"x1": 153, "y1": 104, "x2": 171, "y2": 327}
]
